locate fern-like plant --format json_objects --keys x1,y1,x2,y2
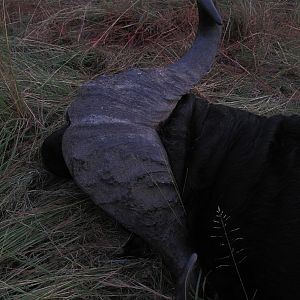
[{"x1": 211, "y1": 206, "x2": 249, "y2": 300}]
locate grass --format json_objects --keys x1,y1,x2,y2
[{"x1": 0, "y1": 0, "x2": 299, "y2": 299}]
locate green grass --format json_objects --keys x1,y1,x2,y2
[{"x1": 0, "y1": 0, "x2": 299, "y2": 299}]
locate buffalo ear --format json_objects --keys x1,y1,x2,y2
[{"x1": 41, "y1": 126, "x2": 71, "y2": 179}]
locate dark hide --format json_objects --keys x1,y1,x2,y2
[{"x1": 159, "y1": 95, "x2": 300, "y2": 300}]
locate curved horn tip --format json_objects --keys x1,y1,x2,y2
[
  {"x1": 198, "y1": 0, "x2": 223, "y2": 25},
  {"x1": 175, "y1": 253, "x2": 199, "y2": 300}
]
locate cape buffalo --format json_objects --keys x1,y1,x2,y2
[
  {"x1": 42, "y1": 94, "x2": 300, "y2": 299},
  {"x1": 41, "y1": 0, "x2": 300, "y2": 299}
]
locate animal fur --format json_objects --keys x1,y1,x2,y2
[{"x1": 159, "y1": 94, "x2": 300, "y2": 299}]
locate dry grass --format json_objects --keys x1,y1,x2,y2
[{"x1": 0, "y1": 0, "x2": 299, "y2": 299}]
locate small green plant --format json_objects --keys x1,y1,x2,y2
[{"x1": 212, "y1": 206, "x2": 249, "y2": 300}]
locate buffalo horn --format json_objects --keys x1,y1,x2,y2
[{"x1": 62, "y1": 0, "x2": 222, "y2": 286}]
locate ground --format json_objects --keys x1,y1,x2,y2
[{"x1": 0, "y1": 0, "x2": 299, "y2": 299}]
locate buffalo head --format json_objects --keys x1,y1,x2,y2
[{"x1": 42, "y1": 1, "x2": 222, "y2": 298}]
